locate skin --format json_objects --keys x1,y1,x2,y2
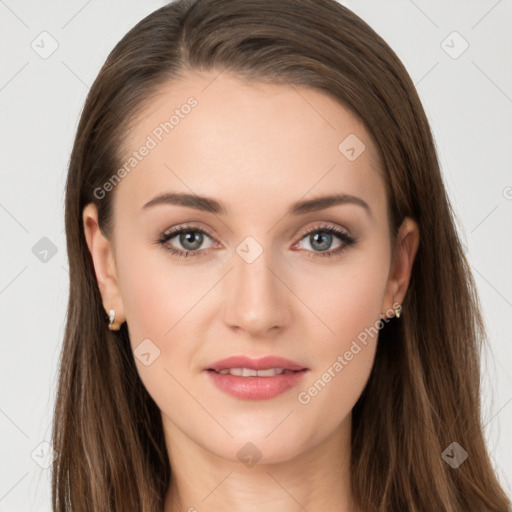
[{"x1": 83, "y1": 70, "x2": 419, "y2": 512}]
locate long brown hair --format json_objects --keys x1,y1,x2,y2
[{"x1": 52, "y1": 0, "x2": 511, "y2": 510}]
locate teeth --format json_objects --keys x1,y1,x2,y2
[{"x1": 217, "y1": 367, "x2": 286, "y2": 377}]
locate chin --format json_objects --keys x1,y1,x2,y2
[{"x1": 196, "y1": 421, "x2": 325, "y2": 467}]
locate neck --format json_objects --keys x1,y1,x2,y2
[{"x1": 163, "y1": 415, "x2": 356, "y2": 512}]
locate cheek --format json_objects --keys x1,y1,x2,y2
[
  {"x1": 115, "y1": 244, "x2": 208, "y2": 410},
  {"x1": 115, "y1": 237, "x2": 229, "y2": 354},
  {"x1": 292, "y1": 247, "x2": 389, "y2": 422},
  {"x1": 295, "y1": 245, "x2": 390, "y2": 353},
  {"x1": 116, "y1": 241, "x2": 204, "y2": 342}
]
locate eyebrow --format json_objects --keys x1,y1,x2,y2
[{"x1": 142, "y1": 192, "x2": 371, "y2": 217}]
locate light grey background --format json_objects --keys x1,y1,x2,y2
[{"x1": 1, "y1": 0, "x2": 511, "y2": 509}]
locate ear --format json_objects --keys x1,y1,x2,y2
[
  {"x1": 82, "y1": 203, "x2": 125, "y2": 328},
  {"x1": 381, "y1": 217, "x2": 420, "y2": 318}
]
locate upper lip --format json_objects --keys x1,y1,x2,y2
[{"x1": 206, "y1": 355, "x2": 308, "y2": 372}]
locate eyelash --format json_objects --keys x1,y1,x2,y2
[{"x1": 154, "y1": 223, "x2": 358, "y2": 259}]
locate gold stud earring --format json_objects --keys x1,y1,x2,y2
[
  {"x1": 108, "y1": 308, "x2": 120, "y2": 331},
  {"x1": 394, "y1": 304, "x2": 402, "y2": 318}
]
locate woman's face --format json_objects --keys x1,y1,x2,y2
[{"x1": 85, "y1": 70, "x2": 418, "y2": 465}]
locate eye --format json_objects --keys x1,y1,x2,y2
[
  {"x1": 155, "y1": 224, "x2": 217, "y2": 259},
  {"x1": 154, "y1": 223, "x2": 357, "y2": 259},
  {"x1": 293, "y1": 224, "x2": 357, "y2": 258}
]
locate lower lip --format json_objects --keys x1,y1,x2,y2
[{"x1": 205, "y1": 369, "x2": 308, "y2": 400}]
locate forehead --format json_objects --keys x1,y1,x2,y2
[{"x1": 115, "y1": 70, "x2": 386, "y2": 219}]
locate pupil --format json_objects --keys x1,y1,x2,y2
[
  {"x1": 311, "y1": 232, "x2": 331, "y2": 251},
  {"x1": 181, "y1": 232, "x2": 202, "y2": 250}
]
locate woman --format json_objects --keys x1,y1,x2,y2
[{"x1": 52, "y1": 0, "x2": 511, "y2": 510}]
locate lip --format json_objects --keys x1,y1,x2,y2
[
  {"x1": 204, "y1": 355, "x2": 309, "y2": 400},
  {"x1": 206, "y1": 355, "x2": 307, "y2": 372}
]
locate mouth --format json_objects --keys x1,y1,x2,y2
[
  {"x1": 204, "y1": 355, "x2": 309, "y2": 400},
  {"x1": 208, "y1": 367, "x2": 301, "y2": 377}
]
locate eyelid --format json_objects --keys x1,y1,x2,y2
[
  {"x1": 160, "y1": 223, "x2": 216, "y2": 240},
  {"x1": 298, "y1": 222, "x2": 351, "y2": 239},
  {"x1": 160, "y1": 221, "x2": 352, "y2": 242}
]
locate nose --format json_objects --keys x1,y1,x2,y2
[{"x1": 222, "y1": 244, "x2": 292, "y2": 337}]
